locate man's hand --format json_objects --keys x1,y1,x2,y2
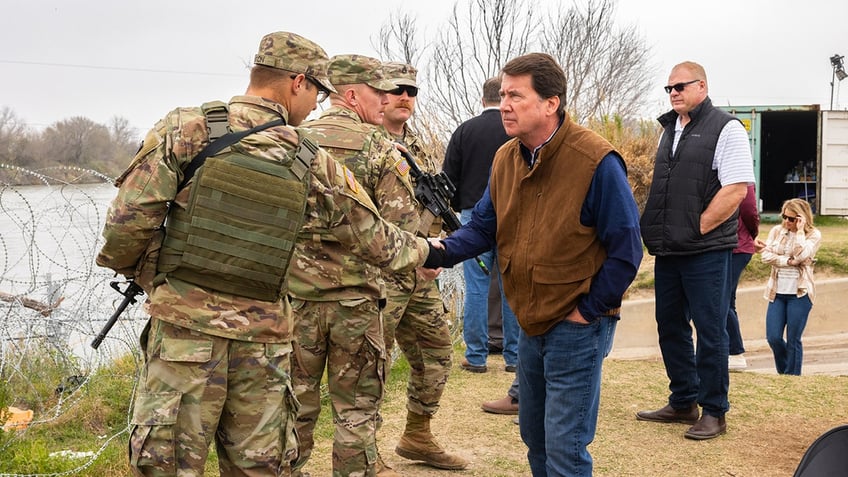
[
  {"x1": 700, "y1": 182, "x2": 747, "y2": 235},
  {"x1": 417, "y1": 267, "x2": 442, "y2": 280},
  {"x1": 564, "y1": 307, "x2": 591, "y2": 325}
]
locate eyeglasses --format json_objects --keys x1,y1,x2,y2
[
  {"x1": 293, "y1": 74, "x2": 330, "y2": 103},
  {"x1": 388, "y1": 85, "x2": 418, "y2": 97},
  {"x1": 307, "y1": 76, "x2": 331, "y2": 103},
  {"x1": 781, "y1": 214, "x2": 798, "y2": 223},
  {"x1": 663, "y1": 79, "x2": 700, "y2": 94}
]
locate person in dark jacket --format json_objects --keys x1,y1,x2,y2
[
  {"x1": 442, "y1": 77, "x2": 519, "y2": 375},
  {"x1": 636, "y1": 61, "x2": 755, "y2": 440}
]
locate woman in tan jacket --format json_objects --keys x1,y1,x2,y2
[{"x1": 758, "y1": 198, "x2": 822, "y2": 375}]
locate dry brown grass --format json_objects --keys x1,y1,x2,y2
[{"x1": 293, "y1": 350, "x2": 848, "y2": 477}]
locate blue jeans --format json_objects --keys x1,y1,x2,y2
[
  {"x1": 766, "y1": 294, "x2": 812, "y2": 375},
  {"x1": 654, "y1": 250, "x2": 731, "y2": 417},
  {"x1": 518, "y1": 316, "x2": 617, "y2": 477},
  {"x1": 727, "y1": 253, "x2": 752, "y2": 355},
  {"x1": 460, "y1": 208, "x2": 519, "y2": 367}
]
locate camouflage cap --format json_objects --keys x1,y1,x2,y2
[
  {"x1": 383, "y1": 62, "x2": 418, "y2": 88},
  {"x1": 327, "y1": 54, "x2": 396, "y2": 92},
  {"x1": 254, "y1": 31, "x2": 337, "y2": 93}
]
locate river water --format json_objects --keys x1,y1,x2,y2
[{"x1": 0, "y1": 179, "x2": 147, "y2": 368}]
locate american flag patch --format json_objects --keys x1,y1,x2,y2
[
  {"x1": 344, "y1": 166, "x2": 358, "y2": 193},
  {"x1": 395, "y1": 157, "x2": 411, "y2": 176}
]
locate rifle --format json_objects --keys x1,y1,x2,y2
[
  {"x1": 91, "y1": 280, "x2": 144, "y2": 349},
  {"x1": 398, "y1": 148, "x2": 489, "y2": 275}
]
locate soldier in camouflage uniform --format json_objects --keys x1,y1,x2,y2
[
  {"x1": 289, "y1": 55, "x2": 421, "y2": 477},
  {"x1": 377, "y1": 62, "x2": 469, "y2": 472},
  {"x1": 95, "y1": 32, "x2": 435, "y2": 477}
]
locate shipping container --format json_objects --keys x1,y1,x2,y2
[{"x1": 719, "y1": 105, "x2": 848, "y2": 216}]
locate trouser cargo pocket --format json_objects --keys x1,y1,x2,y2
[{"x1": 128, "y1": 391, "x2": 181, "y2": 473}]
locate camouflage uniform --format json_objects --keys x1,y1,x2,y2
[
  {"x1": 96, "y1": 33, "x2": 429, "y2": 477},
  {"x1": 289, "y1": 55, "x2": 419, "y2": 477},
  {"x1": 380, "y1": 123, "x2": 452, "y2": 414},
  {"x1": 378, "y1": 63, "x2": 467, "y2": 471}
]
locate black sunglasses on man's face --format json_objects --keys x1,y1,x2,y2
[
  {"x1": 388, "y1": 85, "x2": 418, "y2": 97},
  {"x1": 663, "y1": 79, "x2": 700, "y2": 94}
]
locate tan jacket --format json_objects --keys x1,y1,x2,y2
[{"x1": 760, "y1": 224, "x2": 822, "y2": 303}]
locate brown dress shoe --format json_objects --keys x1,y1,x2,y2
[
  {"x1": 635, "y1": 402, "x2": 699, "y2": 425},
  {"x1": 684, "y1": 414, "x2": 727, "y2": 440},
  {"x1": 481, "y1": 395, "x2": 519, "y2": 415},
  {"x1": 460, "y1": 358, "x2": 487, "y2": 373}
]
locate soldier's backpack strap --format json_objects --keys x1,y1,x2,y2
[{"x1": 177, "y1": 109, "x2": 285, "y2": 191}]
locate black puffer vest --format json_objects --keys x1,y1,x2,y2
[{"x1": 640, "y1": 97, "x2": 739, "y2": 256}]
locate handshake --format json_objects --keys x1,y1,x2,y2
[{"x1": 418, "y1": 238, "x2": 447, "y2": 280}]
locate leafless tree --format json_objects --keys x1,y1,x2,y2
[
  {"x1": 0, "y1": 107, "x2": 25, "y2": 156},
  {"x1": 0, "y1": 109, "x2": 142, "y2": 182},
  {"x1": 540, "y1": 0, "x2": 653, "y2": 123},
  {"x1": 426, "y1": 0, "x2": 539, "y2": 131},
  {"x1": 372, "y1": 9, "x2": 423, "y2": 65},
  {"x1": 376, "y1": 0, "x2": 654, "y2": 136},
  {"x1": 40, "y1": 116, "x2": 113, "y2": 169},
  {"x1": 0, "y1": 107, "x2": 36, "y2": 168}
]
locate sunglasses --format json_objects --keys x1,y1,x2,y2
[
  {"x1": 388, "y1": 85, "x2": 418, "y2": 97},
  {"x1": 663, "y1": 79, "x2": 700, "y2": 94},
  {"x1": 782, "y1": 214, "x2": 798, "y2": 223}
]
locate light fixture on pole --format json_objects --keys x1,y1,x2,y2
[{"x1": 830, "y1": 54, "x2": 846, "y2": 110}]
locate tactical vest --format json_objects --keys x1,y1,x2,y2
[{"x1": 155, "y1": 101, "x2": 316, "y2": 302}]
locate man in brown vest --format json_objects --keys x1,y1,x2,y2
[{"x1": 421, "y1": 53, "x2": 643, "y2": 476}]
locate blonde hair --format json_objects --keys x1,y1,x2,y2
[{"x1": 782, "y1": 198, "x2": 815, "y2": 233}]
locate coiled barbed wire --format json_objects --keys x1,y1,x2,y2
[{"x1": 0, "y1": 165, "x2": 146, "y2": 475}]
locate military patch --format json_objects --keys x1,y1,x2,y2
[
  {"x1": 344, "y1": 166, "x2": 359, "y2": 193},
  {"x1": 395, "y1": 157, "x2": 411, "y2": 176}
]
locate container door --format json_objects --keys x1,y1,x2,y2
[{"x1": 820, "y1": 110, "x2": 848, "y2": 215}]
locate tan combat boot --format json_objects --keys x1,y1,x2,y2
[{"x1": 394, "y1": 411, "x2": 469, "y2": 470}]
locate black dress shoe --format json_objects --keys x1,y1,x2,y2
[
  {"x1": 635, "y1": 402, "x2": 699, "y2": 425},
  {"x1": 684, "y1": 414, "x2": 726, "y2": 440}
]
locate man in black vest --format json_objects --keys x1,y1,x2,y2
[{"x1": 636, "y1": 61, "x2": 755, "y2": 440}]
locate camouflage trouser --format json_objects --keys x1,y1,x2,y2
[
  {"x1": 291, "y1": 298, "x2": 385, "y2": 477},
  {"x1": 382, "y1": 278, "x2": 453, "y2": 416},
  {"x1": 129, "y1": 318, "x2": 298, "y2": 477}
]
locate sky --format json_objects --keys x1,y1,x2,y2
[{"x1": 1, "y1": 0, "x2": 846, "y2": 139}]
